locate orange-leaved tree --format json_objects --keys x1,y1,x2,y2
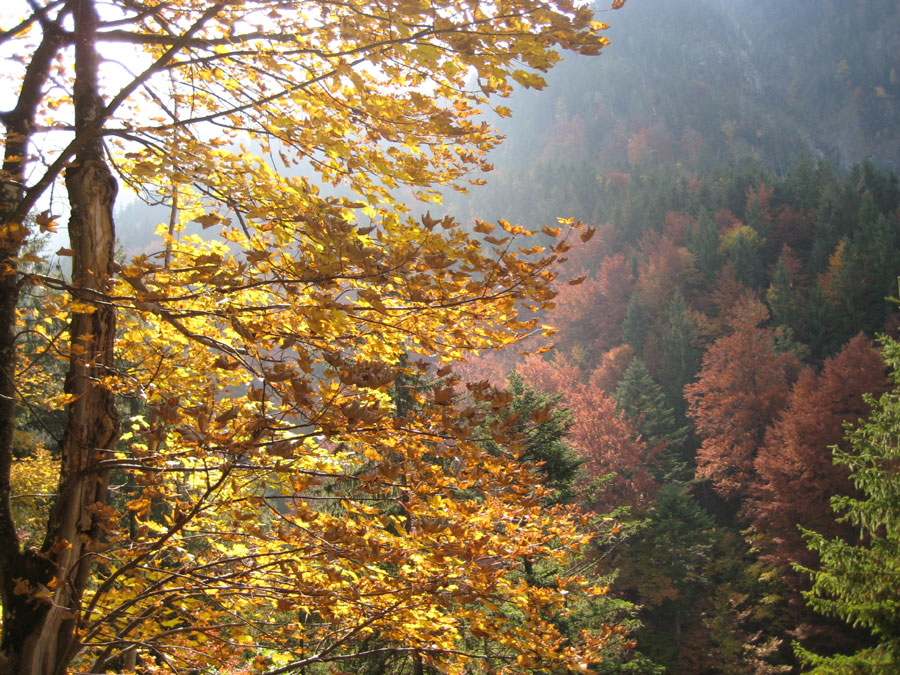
[
  {"x1": 0, "y1": 1, "x2": 623, "y2": 674},
  {"x1": 749, "y1": 333, "x2": 888, "y2": 588},
  {"x1": 686, "y1": 294, "x2": 800, "y2": 500}
]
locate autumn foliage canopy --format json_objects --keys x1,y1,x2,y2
[{"x1": 0, "y1": 1, "x2": 623, "y2": 674}]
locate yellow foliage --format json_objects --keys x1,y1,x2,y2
[
  {"x1": 10, "y1": 443, "x2": 59, "y2": 546},
  {"x1": 0, "y1": 0, "x2": 626, "y2": 672},
  {"x1": 719, "y1": 224, "x2": 765, "y2": 255}
]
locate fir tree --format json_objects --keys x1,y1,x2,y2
[
  {"x1": 623, "y1": 294, "x2": 650, "y2": 355},
  {"x1": 766, "y1": 255, "x2": 796, "y2": 331},
  {"x1": 614, "y1": 359, "x2": 690, "y2": 482},
  {"x1": 660, "y1": 291, "x2": 700, "y2": 411},
  {"x1": 496, "y1": 374, "x2": 583, "y2": 505},
  {"x1": 688, "y1": 209, "x2": 722, "y2": 283}
]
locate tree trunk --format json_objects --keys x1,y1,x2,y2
[
  {"x1": 24, "y1": 152, "x2": 120, "y2": 675},
  {"x1": 2, "y1": 2, "x2": 119, "y2": 674},
  {"x1": 0, "y1": 9, "x2": 67, "y2": 675}
]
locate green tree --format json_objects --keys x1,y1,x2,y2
[
  {"x1": 722, "y1": 226, "x2": 766, "y2": 289},
  {"x1": 490, "y1": 373, "x2": 583, "y2": 506},
  {"x1": 766, "y1": 254, "x2": 796, "y2": 331},
  {"x1": 688, "y1": 209, "x2": 722, "y2": 284},
  {"x1": 614, "y1": 484, "x2": 715, "y2": 668},
  {"x1": 622, "y1": 294, "x2": 650, "y2": 356},
  {"x1": 844, "y1": 196, "x2": 900, "y2": 332},
  {"x1": 613, "y1": 358, "x2": 690, "y2": 482},
  {"x1": 659, "y1": 291, "x2": 700, "y2": 411}
]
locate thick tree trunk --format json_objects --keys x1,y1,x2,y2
[
  {"x1": 1, "y1": 2, "x2": 119, "y2": 674},
  {"x1": 24, "y1": 153, "x2": 119, "y2": 675},
  {"x1": 36, "y1": 0, "x2": 120, "y2": 669}
]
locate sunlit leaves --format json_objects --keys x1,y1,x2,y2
[
  {"x1": 9, "y1": 444, "x2": 59, "y2": 545},
  {"x1": 1, "y1": 0, "x2": 617, "y2": 671}
]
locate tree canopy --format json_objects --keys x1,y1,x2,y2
[{"x1": 0, "y1": 1, "x2": 620, "y2": 674}]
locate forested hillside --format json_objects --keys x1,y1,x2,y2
[
  {"x1": 446, "y1": 0, "x2": 900, "y2": 672},
  {"x1": 450, "y1": 0, "x2": 900, "y2": 225},
  {"x1": 459, "y1": 159, "x2": 900, "y2": 671}
]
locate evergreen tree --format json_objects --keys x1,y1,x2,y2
[
  {"x1": 614, "y1": 359, "x2": 690, "y2": 481},
  {"x1": 488, "y1": 374, "x2": 657, "y2": 674},
  {"x1": 614, "y1": 484, "x2": 715, "y2": 668},
  {"x1": 851, "y1": 158, "x2": 900, "y2": 215},
  {"x1": 766, "y1": 255, "x2": 796, "y2": 331},
  {"x1": 724, "y1": 228, "x2": 767, "y2": 289},
  {"x1": 808, "y1": 187, "x2": 849, "y2": 276},
  {"x1": 845, "y1": 196, "x2": 900, "y2": 332},
  {"x1": 780, "y1": 159, "x2": 834, "y2": 212},
  {"x1": 802, "y1": 284, "x2": 839, "y2": 361},
  {"x1": 659, "y1": 291, "x2": 700, "y2": 411},
  {"x1": 688, "y1": 209, "x2": 722, "y2": 283},
  {"x1": 623, "y1": 294, "x2": 650, "y2": 355},
  {"x1": 501, "y1": 374, "x2": 583, "y2": 505}
]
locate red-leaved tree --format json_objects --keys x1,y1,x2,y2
[
  {"x1": 550, "y1": 253, "x2": 634, "y2": 358},
  {"x1": 749, "y1": 333, "x2": 888, "y2": 577},
  {"x1": 567, "y1": 384, "x2": 658, "y2": 512},
  {"x1": 686, "y1": 295, "x2": 800, "y2": 500},
  {"x1": 635, "y1": 231, "x2": 698, "y2": 316},
  {"x1": 589, "y1": 344, "x2": 635, "y2": 394},
  {"x1": 517, "y1": 352, "x2": 583, "y2": 395}
]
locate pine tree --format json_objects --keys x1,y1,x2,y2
[
  {"x1": 845, "y1": 196, "x2": 900, "y2": 333},
  {"x1": 501, "y1": 374, "x2": 583, "y2": 505},
  {"x1": 766, "y1": 255, "x2": 796, "y2": 331},
  {"x1": 614, "y1": 484, "x2": 715, "y2": 666},
  {"x1": 623, "y1": 294, "x2": 650, "y2": 355},
  {"x1": 660, "y1": 291, "x2": 701, "y2": 411},
  {"x1": 724, "y1": 227, "x2": 767, "y2": 289}
]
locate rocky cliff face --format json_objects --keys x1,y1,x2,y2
[{"x1": 720, "y1": 0, "x2": 900, "y2": 171}]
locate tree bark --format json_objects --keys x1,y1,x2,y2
[
  {"x1": 2, "y1": 2, "x2": 119, "y2": 674},
  {"x1": 25, "y1": 150, "x2": 120, "y2": 675},
  {"x1": 39, "y1": 0, "x2": 120, "y2": 669}
]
